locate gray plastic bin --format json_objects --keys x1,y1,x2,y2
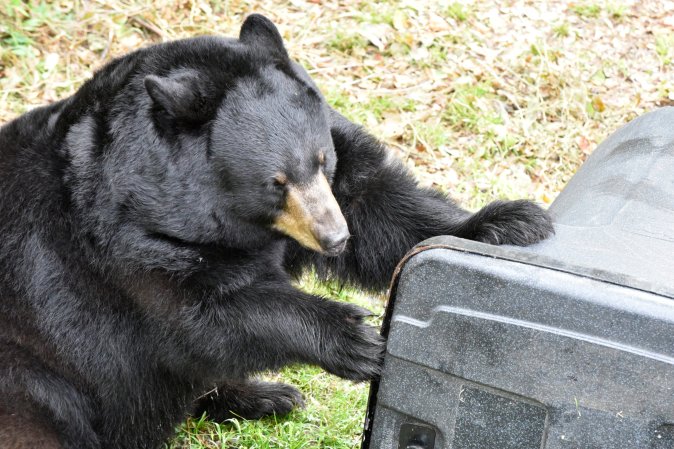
[{"x1": 362, "y1": 107, "x2": 674, "y2": 449}]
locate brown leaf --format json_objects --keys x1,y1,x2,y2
[
  {"x1": 592, "y1": 96, "x2": 606, "y2": 112},
  {"x1": 576, "y1": 135, "x2": 591, "y2": 152}
]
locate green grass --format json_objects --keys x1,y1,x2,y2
[
  {"x1": 570, "y1": 3, "x2": 602, "y2": 19},
  {"x1": 443, "y1": 83, "x2": 501, "y2": 132},
  {"x1": 326, "y1": 32, "x2": 369, "y2": 55},
  {"x1": 169, "y1": 366, "x2": 371, "y2": 449},
  {"x1": 606, "y1": 2, "x2": 628, "y2": 19},
  {"x1": 445, "y1": 2, "x2": 472, "y2": 22},
  {"x1": 655, "y1": 34, "x2": 674, "y2": 66},
  {"x1": 552, "y1": 22, "x2": 570, "y2": 38}
]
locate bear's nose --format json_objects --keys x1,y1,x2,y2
[{"x1": 320, "y1": 230, "x2": 350, "y2": 257}]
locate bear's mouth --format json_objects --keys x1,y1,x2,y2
[{"x1": 272, "y1": 173, "x2": 350, "y2": 256}]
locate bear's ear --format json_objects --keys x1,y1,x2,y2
[
  {"x1": 239, "y1": 14, "x2": 288, "y2": 57},
  {"x1": 144, "y1": 70, "x2": 212, "y2": 122}
]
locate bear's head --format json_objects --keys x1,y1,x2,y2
[{"x1": 67, "y1": 15, "x2": 350, "y2": 272}]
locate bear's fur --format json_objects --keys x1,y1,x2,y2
[{"x1": 0, "y1": 14, "x2": 553, "y2": 449}]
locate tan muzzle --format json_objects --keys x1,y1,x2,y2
[{"x1": 272, "y1": 173, "x2": 350, "y2": 255}]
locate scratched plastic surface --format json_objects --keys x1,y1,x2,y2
[{"x1": 364, "y1": 107, "x2": 674, "y2": 449}]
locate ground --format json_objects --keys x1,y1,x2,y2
[{"x1": 1, "y1": 1, "x2": 673, "y2": 448}]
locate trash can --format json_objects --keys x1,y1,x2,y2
[{"x1": 362, "y1": 107, "x2": 674, "y2": 449}]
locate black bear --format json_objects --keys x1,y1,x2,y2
[{"x1": 0, "y1": 14, "x2": 553, "y2": 449}]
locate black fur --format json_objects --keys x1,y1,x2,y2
[
  {"x1": 194, "y1": 380, "x2": 304, "y2": 421},
  {"x1": 0, "y1": 14, "x2": 553, "y2": 449}
]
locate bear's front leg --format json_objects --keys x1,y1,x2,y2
[
  {"x1": 457, "y1": 199, "x2": 554, "y2": 246},
  {"x1": 308, "y1": 301, "x2": 384, "y2": 380},
  {"x1": 193, "y1": 379, "x2": 304, "y2": 421},
  {"x1": 171, "y1": 278, "x2": 384, "y2": 384},
  {"x1": 190, "y1": 290, "x2": 382, "y2": 421}
]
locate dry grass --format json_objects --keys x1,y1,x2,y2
[
  {"x1": 1, "y1": 0, "x2": 673, "y2": 207},
  {"x1": 1, "y1": 1, "x2": 673, "y2": 447}
]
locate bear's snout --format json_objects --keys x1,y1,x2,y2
[{"x1": 272, "y1": 173, "x2": 349, "y2": 255}]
